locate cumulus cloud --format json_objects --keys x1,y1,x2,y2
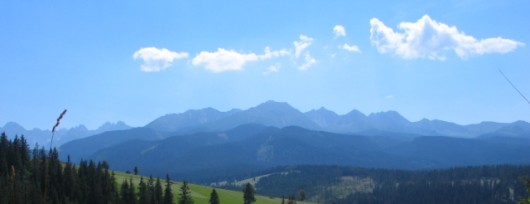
[
  {"x1": 333, "y1": 25, "x2": 347, "y2": 37},
  {"x1": 192, "y1": 47, "x2": 289, "y2": 73},
  {"x1": 341, "y1": 43, "x2": 361, "y2": 52},
  {"x1": 369, "y1": 15, "x2": 524, "y2": 60},
  {"x1": 294, "y1": 35, "x2": 314, "y2": 58},
  {"x1": 133, "y1": 47, "x2": 188, "y2": 72}
]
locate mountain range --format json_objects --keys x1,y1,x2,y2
[
  {"x1": 53, "y1": 100, "x2": 530, "y2": 182},
  {"x1": 145, "y1": 100, "x2": 529, "y2": 138}
]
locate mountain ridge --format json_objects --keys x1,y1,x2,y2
[{"x1": 0, "y1": 121, "x2": 132, "y2": 148}]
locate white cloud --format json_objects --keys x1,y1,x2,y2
[
  {"x1": 333, "y1": 25, "x2": 347, "y2": 37},
  {"x1": 293, "y1": 35, "x2": 314, "y2": 58},
  {"x1": 133, "y1": 47, "x2": 188, "y2": 72},
  {"x1": 192, "y1": 47, "x2": 289, "y2": 73},
  {"x1": 292, "y1": 35, "x2": 317, "y2": 70},
  {"x1": 299, "y1": 53, "x2": 317, "y2": 71},
  {"x1": 370, "y1": 15, "x2": 524, "y2": 60},
  {"x1": 260, "y1": 47, "x2": 290, "y2": 60},
  {"x1": 341, "y1": 43, "x2": 361, "y2": 52},
  {"x1": 263, "y1": 64, "x2": 281, "y2": 75}
]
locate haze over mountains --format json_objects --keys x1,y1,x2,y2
[
  {"x1": 50, "y1": 101, "x2": 530, "y2": 182},
  {"x1": 144, "y1": 100, "x2": 529, "y2": 138},
  {"x1": 0, "y1": 121, "x2": 131, "y2": 147},
  {"x1": 4, "y1": 100, "x2": 530, "y2": 182}
]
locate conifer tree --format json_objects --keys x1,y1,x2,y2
[
  {"x1": 138, "y1": 177, "x2": 149, "y2": 204},
  {"x1": 178, "y1": 181, "x2": 194, "y2": 204},
  {"x1": 129, "y1": 177, "x2": 138, "y2": 204},
  {"x1": 163, "y1": 174, "x2": 173, "y2": 204},
  {"x1": 209, "y1": 189, "x2": 220, "y2": 204},
  {"x1": 243, "y1": 183, "x2": 256, "y2": 204},
  {"x1": 155, "y1": 177, "x2": 164, "y2": 204}
]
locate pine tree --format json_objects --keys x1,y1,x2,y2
[
  {"x1": 129, "y1": 177, "x2": 138, "y2": 204},
  {"x1": 120, "y1": 179, "x2": 130, "y2": 204},
  {"x1": 178, "y1": 181, "x2": 194, "y2": 204},
  {"x1": 243, "y1": 183, "x2": 256, "y2": 204},
  {"x1": 209, "y1": 189, "x2": 220, "y2": 204},
  {"x1": 138, "y1": 177, "x2": 149, "y2": 204},
  {"x1": 154, "y1": 177, "x2": 164, "y2": 204},
  {"x1": 163, "y1": 174, "x2": 173, "y2": 204}
]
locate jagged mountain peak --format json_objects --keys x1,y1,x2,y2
[
  {"x1": 306, "y1": 107, "x2": 338, "y2": 116},
  {"x1": 3, "y1": 121, "x2": 25, "y2": 131},
  {"x1": 369, "y1": 110, "x2": 409, "y2": 122},
  {"x1": 254, "y1": 100, "x2": 296, "y2": 111}
]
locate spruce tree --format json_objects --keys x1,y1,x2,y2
[
  {"x1": 138, "y1": 177, "x2": 149, "y2": 204},
  {"x1": 243, "y1": 183, "x2": 256, "y2": 204},
  {"x1": 209, "y1": 189, "x2": 220, "y2": 204},
  {"x1": 155, "y1": 177, "x2": 164, "y2": 203},
  {"x1": 163, "y1": 174, "x2": 173, "y2": 204},
  {"x1": 178, "y1": 181, "x2": 194, "y2": 204}
]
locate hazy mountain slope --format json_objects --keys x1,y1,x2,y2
[
  {"x1": 145, "y1": 108, "x2": 241, "y2": 132},
  {"x1": 1, "y1": 121, "x2": 131, "y2": 148},
  {"x1": 59, "y1": 127, "x2": 161, "y2": 161}
]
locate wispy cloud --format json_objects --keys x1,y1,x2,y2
[
  {"x1": 133, "y1": 47, "x2": 188, "y2": 72},
  {"x1": 333, "y1": 25, "x2": 347, "y2": 37},
  {"x1": 191, "y1": 47, "x2": 289, "y2": 73},
  {"x1": 294, "y1": 35, "x2": 314, "y2": 58},
  {"x1": 299, "y1": 53, "x2": 317, "y2": 71},
  {"x1": 293, "y1": 35, "x2": 317, "y2": 70},
  {"x1": 370, "y1": 15, "x2": 524, "y2": 60},
  {"x1": 341, "y1": 43, "x2": 361, "y2": 52},
  {"x1": 263, "y1": 64, "x2": 281, "y2": 75}
]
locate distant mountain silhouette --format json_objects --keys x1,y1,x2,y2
[
  {"x1": 0, "y1": 121, "x2": 132, "y2": 148},
  {"x1": 145, "y1": 108, "x2": 241, "y2": 132}
]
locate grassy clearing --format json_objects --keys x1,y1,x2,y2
[{"x1": 114, "y1": 171, "x2": 314, "y2": 204}]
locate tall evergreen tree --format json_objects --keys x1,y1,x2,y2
[
  {"x1": 209, "y1": 189, "x2": 220, "y2": 204},
  {"x1": 154, "y1": 177, "x2": 164, "y2": 204},
  {"x1": 138, "y1": 177, "x2": 149, "y2": 204},
  {"x1": 178, "y1": 181, "x2": 194, "y2": 204},
  {"x1": 129, "y1": 178, "x2": 138, "y2": 204},
  {"x1": 243, "y1": 183, "x2": 256, "y2": 204},
  {"x1": 163, "y1": 174, "x2": 173, "y2": 204}
]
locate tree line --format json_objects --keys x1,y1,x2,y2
[
  {"x1": 1, "y1": 132, "x2": 261, "y2": 204},
  {"x1": 256, "y1": 165, "x2": 530, "y2": 204},
  {"x1": 0, "y1": 133, "x2": 174, "y2": 204}
]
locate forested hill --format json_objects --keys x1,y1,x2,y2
[
  {"x1": 249, "y1": 165, "x2": 530, "y2": 204},
  {"x1": 0, "y1": 132, "x2": 308, "y2": 204}
]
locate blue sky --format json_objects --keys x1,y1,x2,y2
[{"x1": 1, "y1": 0, "x2": 529, "y2": 130}]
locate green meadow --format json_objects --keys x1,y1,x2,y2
[{"x1": 114, "y1": 172, "x2": 314, "y2": 204}]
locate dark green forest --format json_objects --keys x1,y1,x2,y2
[
  {"x1": 255, "y1": 165, "x2": 530, "y2": 203},
  {"x1": 0, "y1": 133, "x2": 173, "y2": 204}
]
